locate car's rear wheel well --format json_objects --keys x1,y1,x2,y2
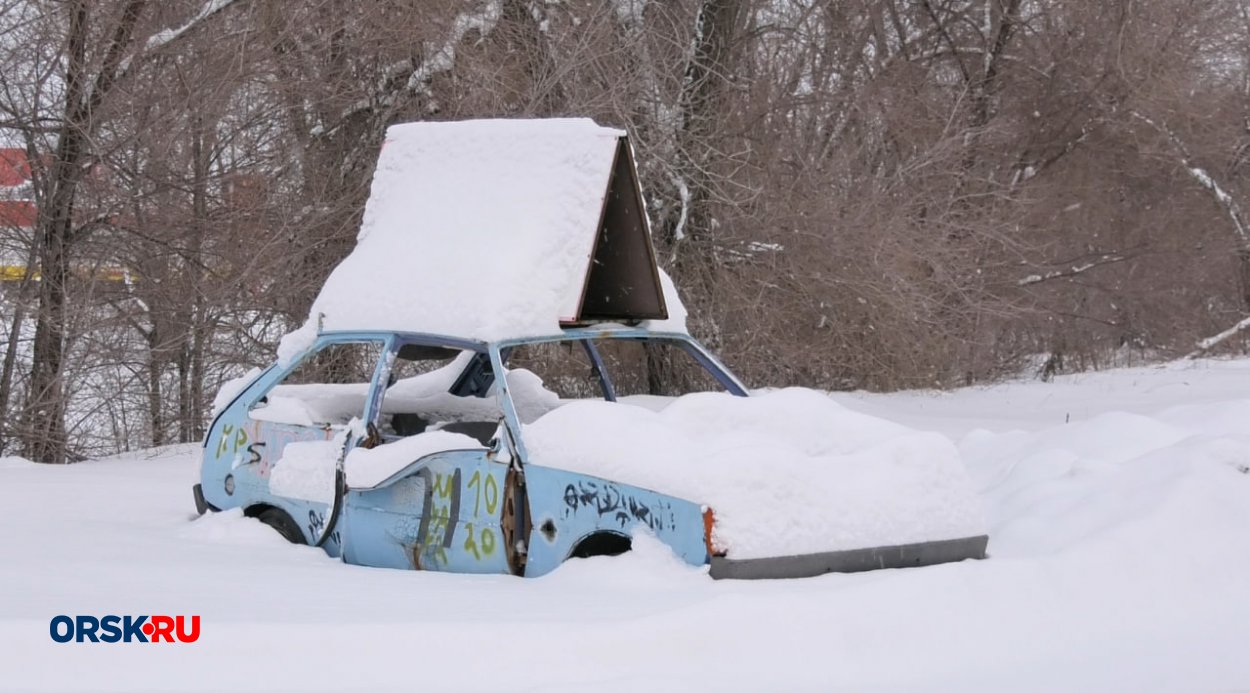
[
  {"x1": 245, "y1": 504, "x2": 306, "y2": 545},
  {"x1": 242, "y1": 503, "x2": 273, "y2": 520},
  {"x1": 568, "y1": 531, "x2": 631, "y2": 559}
]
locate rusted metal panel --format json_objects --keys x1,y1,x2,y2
[{"x1": 501, "y1": 465, "x2": 530, "y2": 576}]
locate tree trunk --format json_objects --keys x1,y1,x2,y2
[
  {"x1": 26, "y1": 204, "x2": 72, "y2": 463},
  {"x1": 146, "y1": 328, "x2": 164, "y2": 447},
  {"x1": 24, "y1": 0, "x2": 149, "y2": 463},
  {"x1": 1238, "y1": 248, "x2": 1250, "y2": 312},
  {"x1": 188, "y1": 304, "x2": 208, "y2": 441},
  {"x1": 178, "y1": 112, "x2": 212, "y2": 442},
  {"x1": 0, "y1": 223, "x2": 43, "y2": 455},
  {"x1": 664, "y1": 0, "x2": 743, "y2": 287}
]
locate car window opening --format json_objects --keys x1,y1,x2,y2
[
  {"x1": 378, "y1": 347, "x2": 497, "y2": 446},
  {"x1": 501, "y1": 337, "x2": 737, "y2": 425}
]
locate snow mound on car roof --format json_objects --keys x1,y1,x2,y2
[
  {"x1": 523, "y1": 388, "x2": 987, "y2": 560},
  {"x1": 293, "y1": 118, "x2": 686, "y2": 343}
]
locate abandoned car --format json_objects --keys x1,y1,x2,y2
[{"x1": 194, "y1": 119, "x2": 988, "y2": 579}]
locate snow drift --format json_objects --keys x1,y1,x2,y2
[
  {"x1": 5, "y1": 358, "x2": 1250, "y2": 691},
  {"x1": 523, "y1": 388, "x2": 988, "y2": 559}
]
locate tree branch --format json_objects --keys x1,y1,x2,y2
[
  {"x1": 1131, "y1": 110, "x2": 1250, "y2": 249},
  {"x1": 1016, "y1": 253, "x2": 1127, "y2": 286},
  {"x1": 1186, "y1": 316, "x2": 1250, "y2": 358},
  {"x1": 115, "y1": 0, "x2": 250, "y2": 84},
  {"x1": 919, "y1": 0, "x2": 970, "y2": 85},
  {"x1": 314, "y1": 0, "x2": 504, "y2": 138}
]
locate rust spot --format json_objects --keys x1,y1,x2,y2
[
  {"x1": 703, "y1": 507, "x2": 723, "y2": 557},
  {"x1": 502, "y1": 467, "x2": 529, "y2": 576}
]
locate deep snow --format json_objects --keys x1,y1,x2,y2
[
  {"x1": 3, "y1": 357, "x2": 1250, "y2": 691},
  {"x1": 524, "y1": 388, "x2": 987, "y2": 558}
]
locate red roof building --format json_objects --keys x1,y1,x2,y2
[
  {"x1": 0, "y1": 200, "x2": 34, "y2": 229},
  {"x1": 0, "y1": 148, "x2": 32, "y2": 186},
  {"x1": 0, "y1": 147, "x2": 131, "y2": 283},
  {"x1": 1, "y1": 148, "x2": 35, "y2": 281},
  {"x1": 0, "y1": 148, "x2": 35, "y2": 228}
]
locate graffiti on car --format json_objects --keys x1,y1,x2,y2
[{"x1": 562, "y1": 479, "x2": 673, "y2": 533}]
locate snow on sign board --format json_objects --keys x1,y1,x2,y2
[{"x1": 302, "y1": 118, "x2": 676, "y2": 343}]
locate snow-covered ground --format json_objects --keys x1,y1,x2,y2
[{"x1": 3, "y1": 357, "x2": 1249, "y2": 691}]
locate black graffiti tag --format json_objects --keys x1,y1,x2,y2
[{"x1": 562, "y1": 480, "x2": 669, "y2": 532}]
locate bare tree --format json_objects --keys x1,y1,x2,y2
[
  {"x1": 0, "y1": 0, "x2": 245, "y2": 462},
  {"x1": 2, "y1": 0, "x2": 1249, "y2": 459}
]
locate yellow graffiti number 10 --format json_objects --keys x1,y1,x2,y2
[{"x1": 466, "y1": 470, "x2": 500, "y2": 517}]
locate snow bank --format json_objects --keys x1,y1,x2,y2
[
  {"x1": 960, "y1": 404, "x2": 1250, "y2": 560},
  {"x1": 179, "y1": 507, "x2": 298, "y2": 547},
  {"x1": 523, "y1": 388, "x2": 987, "y2": 559},
  {"x1": 542, "y1": 528, "x2": 710, "y2": 587},
  {"x1": 6, "y1": 360, "x2": 1250, "y2": 691},
  {"x1": 295, "y1": 118, "x2": 687, "y2": 342}
]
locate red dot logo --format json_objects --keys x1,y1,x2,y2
[{"x1": 141, "y1": 623, "x2": 154, "y2": 636}]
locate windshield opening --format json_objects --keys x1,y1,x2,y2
[{"x1": 501, "y1": 336, "x2": 739, "y2": 423}]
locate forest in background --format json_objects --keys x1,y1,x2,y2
[{"x1": 1, "y1": 0, "x2": 1249, "y2": 463}]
